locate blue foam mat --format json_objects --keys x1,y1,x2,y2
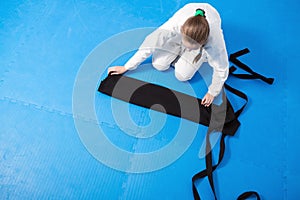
[{"x1": 1, "y1": 0, "x2": 299, "y2": 199}]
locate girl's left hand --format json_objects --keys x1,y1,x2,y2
[{"x1": 201, "y1": 92, "x2": 214, "y2": 107}]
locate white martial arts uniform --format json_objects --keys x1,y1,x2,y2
[{"x1": 124, "y1": 3, "x2": 229, "y2": 97}]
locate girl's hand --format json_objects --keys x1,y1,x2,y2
[
  {"x1": 201, "y1": 92, "x2": 214, "y2": 107},
  {"x1": 108, "y1": 66, "x2": 127, "y2": 75}
]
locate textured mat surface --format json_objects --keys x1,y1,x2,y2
[{"x1": 0, "y1": 0, "x2": 299, "y2": 199}]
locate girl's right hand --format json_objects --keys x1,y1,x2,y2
[{"x1": 108, "y1": 66, "x2": 127, "y2": 75}]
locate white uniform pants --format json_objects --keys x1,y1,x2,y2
[{"x1": 152, "y1": 47, "x2": 208, "y2": 81}]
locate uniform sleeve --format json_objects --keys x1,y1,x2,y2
[
  {"x1": 124, "y1": 29, "x2": 170, "y2": 70},
  {"x1": 124, "y1": 7, "x2": 185, "y2": 70},
  {"x1": 206, "y1": 22, "x2": 229, "y2": 97}
]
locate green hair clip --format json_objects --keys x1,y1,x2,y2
[{"x1": 195, "y1": 9, "x2": 205, "y2": 17}]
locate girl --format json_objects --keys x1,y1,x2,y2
[{"x1": 108, "y1": 3, "x2": 229, "y2": 107}]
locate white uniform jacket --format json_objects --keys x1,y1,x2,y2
[{"x1": 124, "y1": 3, "x2": 229, "y2": 97}]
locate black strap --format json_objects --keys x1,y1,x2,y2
[
  {"x1": 205, "y1": 132, "x2": 216, "y2": 200},
  {"x1": 192, "y1": 128, "x2": 261, "y2": 200},
  {"x1": 191, "y1": 95, "x2": 257, "y2": 200},
  {"x1": 192, "y1": 49, "x2": 275, "y2": 200},
  {"x1": 224, "y1": 83, "x2": 248, "y2": 118},
  {"x1": 192, "y1": 133, "x2": 226, "y2": 200},
  {"x1": 229, "y1": 48, "x2": 274, "y2": 85},
  {"x1": 237, "y1": 191, "x2": 261, "y2": 200}
]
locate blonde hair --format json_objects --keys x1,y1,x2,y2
[{"x1": 181, "y1": 13, "x2": 210, "y2": 63}]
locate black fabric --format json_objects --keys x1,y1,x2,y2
[
  {"x1": 98, "y1": 74, "x2": 239, "y2": 136},
  {"x1": 97, "y1": 49, "x2": 274, "y2": 199}
]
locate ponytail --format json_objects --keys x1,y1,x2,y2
[
  {"x1": 193, "y1": 47, "x2": 203, "y2": 63},
  {"x1": 181, "y1": 8, "x2": 209, "y2": 63}
]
